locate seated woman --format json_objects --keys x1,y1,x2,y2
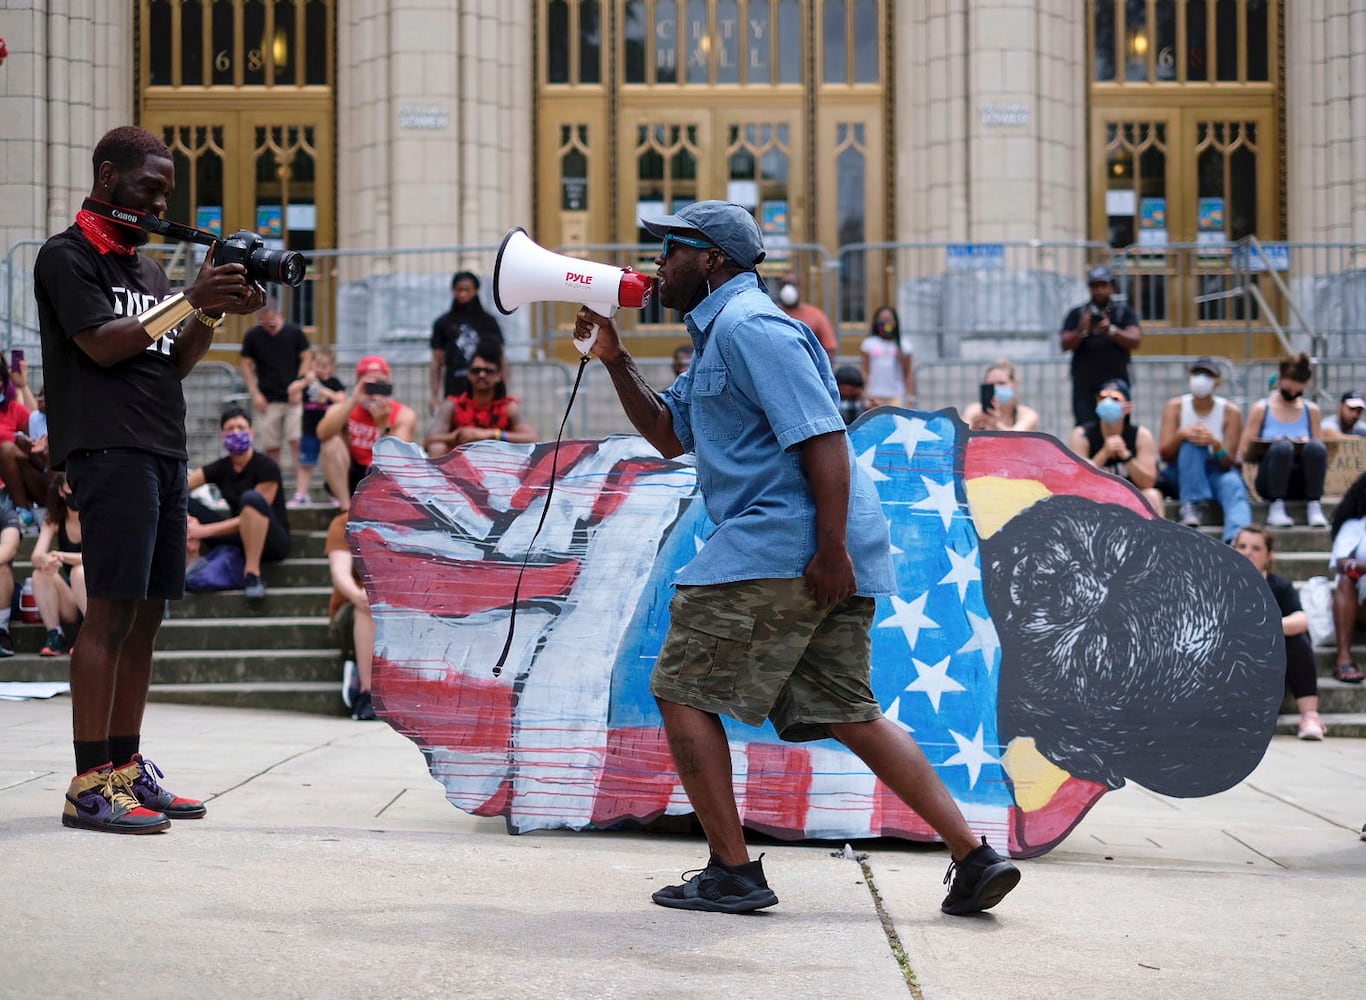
[
  {"x1": 1238, "y1": 353, "x2": 1328, "y2": 528},
  {"x1": 1327, "y1": 472, "x2": 1366, "y2": 684},
  {"x1": 1067, "y1": 379, "x2": 1163, "y2": 515},
  {"x1": 31, "y1": 472, "x2": 84, "y2": 657},
  {"x1": 186, "y1": 406, "x2": 292, "y2": 600},
  {"x1": 1234, "y1": 525, "x2": 1326, "y2": 739},
  {"x1": 961, "y1": 359, "x2": 1040, "y2": 432},
  {"x1": 424, "y1": 350, "x2": 539, "y2": 458}
]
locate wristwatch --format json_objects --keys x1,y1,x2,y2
[{"x1": 191, "y1": 307, "x2": 225, "y2": 329}]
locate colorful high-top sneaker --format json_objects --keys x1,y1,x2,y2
[
  {"x1": 62, "y1": 764, "x2": 171, "y2": 834},
  {"x1": 115, "y1": 754, "x2": 207, "y2": 820}
]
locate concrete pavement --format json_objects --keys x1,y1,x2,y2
[{"x1": 1, "y1": 697, "x2": 1362, "y2": 1000}]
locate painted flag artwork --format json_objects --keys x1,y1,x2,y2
[{"x1": 350, "y1": 409, "x2": 1284, "y2": 859}]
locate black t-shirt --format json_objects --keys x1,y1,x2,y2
[
  {"x1": 33, "y1": 226, "x2": 181, "y2": 469},
  {"x1": 431, "y1": 302, "x2": 503, "y2": 397},
  {"x1": 1063, "y1": 300, "x2": 1141, "y2": 390},
  {"x1": 201, "y1": 451, "x2": 289, "y2": 530},
  {"x1": 1265, "y1": 573, "x2": 1302, "y2": 618},
  {"x1": 241, "y1": 323, "x2": 310, "y2": 402},
  {"x1": 302, "y1": 375, "x2": 345, "y2": 436}
]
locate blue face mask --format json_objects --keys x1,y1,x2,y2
[
  {"x1": 223, "y1": 430, "x2": 253, "y2": 455},
  {"x1": 1095, "y1": 398, "x2": 1125, "y2": 424},
  {"x1": 993, "y1": 385, "x2": 1015, "y2": 405}
]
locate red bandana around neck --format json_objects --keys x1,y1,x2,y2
[{"x1": 75, "y1": 208, "x2": 139, "y2": 256}]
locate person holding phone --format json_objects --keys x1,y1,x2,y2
[
  {"x1": 961, "y1": 359, "x2": 1039, "y2": 433},
  {"x1": 316, "y1": 355, "x2": 418, "y2": 511}
]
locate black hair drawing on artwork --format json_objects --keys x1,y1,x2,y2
[{"x1": 980, "y1": 494, "x2": 1284, "y2": 797}]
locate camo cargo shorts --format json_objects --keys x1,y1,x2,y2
[{"x1": 650, "y1": 577, "x2": 884, "y2": 743}]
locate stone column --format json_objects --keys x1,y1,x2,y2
[
  {"x1": 892, "y1": 0, "x2": 1087, "y2": 360},
  {"x1": 1285, "y1": 1, "x2": 1366, "y2": 353},
  {"x1": 337, "y1": 1, "x2": 533, "y2": 251},
  {"x1": 0, "y1": 0, "x2": 134, "y2": 252},
  {"x1": 894, "y1": 0, "x2": 1087, "y2": 244},
  {"x1": 1286, "y1": 0, "x2": 1366, "y2": 246}
]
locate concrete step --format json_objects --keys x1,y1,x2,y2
[
  {"x1": 1192, "y1": 525, "x2": 1332, "y2": 552},
  {"x1": 169, "y1": 587, "x2": 333, "y2": 618},
  {"x1": 1275, "y1": 713, "x2": 1366, "y2": 739},
  {"x1": 1263, "y1": 552, "x2": 1334, "y2": 582},
  {"x1": 1281, "y1": 678, "x2": 1366, "y2": 713},
  {"x1": 13, "y1": 529, "x2": 331, "y2": 562},
  {"x1": 0, "y1": 648, "x2": 341, "y2": 684},
  {"x1": 147, "y1": 681, "x2": 350, "y2": 716},
  {"x1": 1163, "y1": 498, "x2": 1341, "y2": 525},
  {"x1": 1312, "y1": 646, "x2": 1366, "y2": 674}
]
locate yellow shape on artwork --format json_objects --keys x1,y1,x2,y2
[
  {"x1": 965, "y1": 476, "x2": 1052, "y2": 539},
  {"x1": 1000, "y1": 736, "x2": 1072, "y2": 812}
]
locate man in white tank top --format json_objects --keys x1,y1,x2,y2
[{"x1": 1157, "y1": 357, "x2": 1252, "y2": 541}]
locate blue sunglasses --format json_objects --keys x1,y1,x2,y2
[{"x1": 661, "y1": 232, "x2": 719, "y2": 257}]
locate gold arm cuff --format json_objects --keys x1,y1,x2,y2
[{"x1": 138, "y1": 292, "x2": 196, "y2": 341}]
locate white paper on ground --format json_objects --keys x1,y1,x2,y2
[{"x1": 0, "y1": 682, "x2": 71, "y2": 701}]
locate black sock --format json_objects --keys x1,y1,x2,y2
[
  {"x1": 108, "y1": 734, "x2": 141, "y2": 768},
  {"x1": 74, "y1": 740, "x2": 110, "y2": 775}
]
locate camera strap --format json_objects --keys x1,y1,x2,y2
[
  {"x1": 491, "y1": 353, "x2": 592, "y2": 678},
  {"x1": 80, "y1": 197, "x2": 217, "y2": 246}
]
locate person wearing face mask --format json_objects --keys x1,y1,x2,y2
[
  {"x1": 1157, "y1": 357, "x2": 1251, "y2": 537},
  {"x1": 316, "y1": 354, "x2": 419, "y2": 511},
  {"x1": 1319, "y1": 389, "x2": 1366, "y2": 439},
  {"x1": 571, "y1": 200, "x2": 1020, "y2": 918},
  {"x1": 860, "y1": 305, "x2": 914, "y2": 408},
  {"x1": 1069, "y1": 379, "x2": 1163, "y2": 515},
  {"x1": 1238, "y1": 353, "x2": 1328, "y2": 528},
  {"x1": 962, "y1": 359, "x2": 1040, "y2": 432},
  {"x1": 775, "y1": 273, "x2": 838, "y2": 365},
  {"x1": 186, "y1": 406, "x2": 292, "y2": 600}
]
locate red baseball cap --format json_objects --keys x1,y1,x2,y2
[{"x1": 356, "y1": 355, "x2": 390, "y2": 377}]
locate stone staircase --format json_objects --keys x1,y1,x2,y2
[
  {"x1": 0, "y1": 503, "x2": 347, "y2": 717},
  {"x1": 2, "y1": 499, "x2": 1361, "y2": 738},
  {"x1": 1173, "y1": 498, "x2": 1366, "y2": 739}
]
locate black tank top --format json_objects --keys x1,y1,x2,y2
[
  {"x1": 1083, "y1": 420, "x2": 1140, "y2": 480},
  {"x1": 57, "y1": 514, "x2": 81, "y2": 554}
]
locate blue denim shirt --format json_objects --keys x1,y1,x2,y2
[{"x1": 660, "y1": 273, "x2": 894, "y2": 595}]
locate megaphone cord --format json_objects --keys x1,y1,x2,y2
[{"x1": 492, "y1": 353, "x2": 592, "y2": 677}]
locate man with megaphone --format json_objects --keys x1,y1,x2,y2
[{"x1": 572, "y1": 201, "x2": 1020, "y2": 917}]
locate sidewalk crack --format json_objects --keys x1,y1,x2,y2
[{"x1": 851, "y1": 853, "x2": 924, "y2": 999}]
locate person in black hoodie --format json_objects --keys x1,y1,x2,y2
[{"x1": 429, "y1": 270, "x2": 503, "y2": 413}]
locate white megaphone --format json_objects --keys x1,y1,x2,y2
[{"x1": 492, "y1": 227, "x2": 654, "y2": 355}]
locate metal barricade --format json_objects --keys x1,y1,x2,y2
[
  {"x1": 914, "y1": 354, "x2": 1241, "y2": 442},
  {"x1": 834, "y1": 240, "x2": 1112, "y2": 362}
]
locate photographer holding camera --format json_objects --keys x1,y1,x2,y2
[
  {"x1": 1060, "y1": 265, "x2": 1142, "y2": 428},
  {"x1": 33, "y1": 125, "x2": 268, "y2": 834},
  {"x1": 316, "y1": 355, "x2": 418, "y2": 511}
]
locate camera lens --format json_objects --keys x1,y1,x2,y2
[{"x1": 253, "y1": 246, "x2": 307, "y2": 287}]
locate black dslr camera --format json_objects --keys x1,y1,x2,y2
[{"x1": 214, "y1": 230, "x2": 307, "y2": 287}]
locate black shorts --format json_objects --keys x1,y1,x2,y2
[{"x1": 66, "y1": 448, "x2": 188, "y2": 601}]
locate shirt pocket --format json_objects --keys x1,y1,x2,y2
[{"x1": 692, "y1": 366, "x2": 742, "y2": 441}]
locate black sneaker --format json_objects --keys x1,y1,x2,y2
[
  {"x1": 352, "y1": 689, "x2": 377, "y2": 721},
  {"x1": 0, "y1": 628, "x2": 13, "y2": 658},
  {"x1": 243, "y1": 573, "x2": 266, "y2": 600},
  {"x1": 652, "y1": 854, "x2": 779, "y2": 913},
  {"x1": 941, "y1": 837, "x2": 1021, "y2": 915}
]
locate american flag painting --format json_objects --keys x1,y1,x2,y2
[{"x1": 351, "y1": 409, "x2": 1283, "y2": 859}]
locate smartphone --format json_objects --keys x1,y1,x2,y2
[
  {"x1": 367, "y1": 381, "x2": 393, "y2": 397},
  {"x1": 10, "y1": 349, "x2": 23, "y2": 370},
  {"x1": 979, "y1": 383, "x2": 996, "y2": 414}
]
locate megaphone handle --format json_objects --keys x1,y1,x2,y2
[{"x1": 572, "y1": 302, "x2": 613, "y2": 355}]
